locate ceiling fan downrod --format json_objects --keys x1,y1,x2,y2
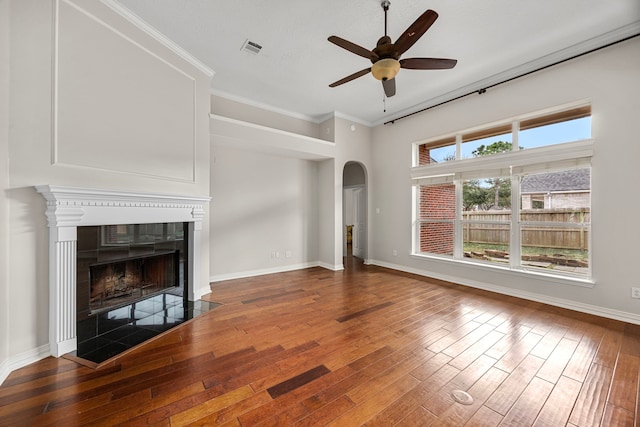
[{"x1": 382, "y1": 0, "x2": 390, "y2": 37}]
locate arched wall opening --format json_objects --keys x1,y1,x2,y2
[{"x1": 342, "y1": 162, "x2": 368, "y2": 260}]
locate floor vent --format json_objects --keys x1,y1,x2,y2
[
  {"x1": 452, "y1": 390, "x2": 474, "y2": 405},
  {"x1": 241, "y1": 39, "x2": 262, "y2": 54}
]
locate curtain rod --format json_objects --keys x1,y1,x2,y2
[{"x1": 384, "y1": 33, "x2": 639, "y2": 125}]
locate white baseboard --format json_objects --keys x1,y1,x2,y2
[
  {"x1": 210, "y1": 262, "x2": 328, "y2": 283},
  {"x1": 369, "y1": 259, "x2": 640, "y2": 326},
  {"x1": 0, "y1": 344, "x2": 51, "y2": 386},
  {"x1": 194, "y1": 284, "x2": 215, "y2": 300},
  {"x1": 316, "y1": 262, "x2": 344, "y2": 271}
]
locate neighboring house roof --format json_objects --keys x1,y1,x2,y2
[{"x1": 521, "y1": 169, "x2": 590, "y2": 193}]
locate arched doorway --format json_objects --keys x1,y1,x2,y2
[{"x1": 343, "y1": 162, "x2": 367, "y2": 261}]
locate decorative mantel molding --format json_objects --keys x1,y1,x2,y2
[
  {"x1": 36, "y1": 185, "x2": 210, "y2": 226},
  {"x1": 35, "y1": 185, "x2": 211, "y2": 357}
]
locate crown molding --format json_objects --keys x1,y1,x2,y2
[
  {"x1": 211, "y1": 89, "x2": 324, "y2": 123},
  {"x1": 101, "y1": 0, "x2": 214, "y2": 77},
  {"x1": 333, "y1": 111, "x2": 372, "y2": 127}
]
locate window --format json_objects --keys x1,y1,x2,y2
[
  {"x1": 519, "y1": 106, "x2": 591, "y2": 150},
  {"x1": 461, "y1": 125, "x2": 512, "y2": 160},
  {"x1": 412, "y1": 105, "x2": 592, "y2": 280},
  {"x1": 519, "y1": 169, "x2": 590, "y2": 273},
  {"x1": 462, "y1": 175, "x2": 511, "y2": 267},
  {"x1": 418, "y1": 136, "x2": 456, "y2": 165}
]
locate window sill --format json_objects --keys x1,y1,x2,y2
[{"x1": 410, "y1": 253, "x2": 595, "y2": 289}]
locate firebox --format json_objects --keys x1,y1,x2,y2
[
  {"x1": 77, "y1": 222, "x2": 188, "y2": 321},
  {"x1": 89, "y1": 250, "x2": 179, "y2": 312}
]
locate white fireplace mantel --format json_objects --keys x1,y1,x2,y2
[{"x1": 36, "y1": 185, "x2": 211, "y2": 357}]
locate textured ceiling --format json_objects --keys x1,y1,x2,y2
[{"x1": 116, "y1": 0, "x2": 640, "y2": 125}]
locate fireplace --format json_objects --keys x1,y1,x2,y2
[
  {"x1": 77, "y1": 222, "x2": 187, "y2": 321},
  {"x1": 36, "y1": 185, "x2": 210, "y2": 357},
  {"x1": 89, "y1": 251, "x2": 179, "y2": 312}
]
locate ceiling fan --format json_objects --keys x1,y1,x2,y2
[{"x1": 328, "y1": 0, "x2": 457, "y2": 97}]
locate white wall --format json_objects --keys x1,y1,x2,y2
[
  {"x1": 0, "y1": 0, "x2": 11, "y2": 381},
  {"x1": 317, "y1": 158, "x2": 336, "y2": 268},
  {"x1": 208, "y1": 107, "x2": 373, "y2": 276},
  {"x1": 334, "y1": 119, "x2": 373, "y2": 264},
  {"x1": 211, "y1": 95, "x2": 323, "y2": 140},
  {"x1": 3, "y1": 0, "x2": 212, "y2": 383},
  {"x1": 209, "y1": 145, "x2": 319, "y2": 280},
  {"x1": 371, "y1": 37, "x2": 640, "y2": 322}
]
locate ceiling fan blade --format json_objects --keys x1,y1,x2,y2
[
  {"x1": 328, "y1": 36, "x2": 378, "y2": 61},
  {"x1": 400, "y1": 57, "x2": 457, "y2": 70},
  {"x1": 329, "y1": 68, "x2": 372, "y2": 87},
  {"x1": 394, "y1": 9, "x2": 438, "y2": 55},
  {"x1": 382, "y1": 78, "x2": 396, "y2": 97}
]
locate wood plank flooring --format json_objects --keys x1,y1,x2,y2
[{"x1": 1, "y1": 257, "x2": 639, "y2": 426}]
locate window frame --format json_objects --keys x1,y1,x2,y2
[{"x1": 411, "y1": 104, "x2": 593, "y2": 285}]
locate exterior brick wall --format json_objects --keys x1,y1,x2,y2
[
  {"x1": 419, "y1": 182, "x2": 455, "y2": 254},
  {"x1": 418, "y1": 144, "x2": 431, "y2": 166}
]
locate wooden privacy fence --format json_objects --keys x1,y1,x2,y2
[{"x1": 462, "y1": 208, "x2": 590, "y2": 250}]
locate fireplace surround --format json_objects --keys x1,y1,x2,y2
[{"x1": 36, "y1": 185, "x2": 210, "y2": 357}]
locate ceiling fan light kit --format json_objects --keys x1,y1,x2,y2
[
  {"x1": 371, "y1": 58, "x2": 400, "y2": 81},
  {"x1": 328, "y1": 0, "x2": 457, "y2": 98}
]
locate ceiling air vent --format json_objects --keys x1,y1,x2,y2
[{"x1": 241, "y1": 39, "x2": 262, "y2": 55}]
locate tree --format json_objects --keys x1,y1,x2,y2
[
  {"x1": 471, "y1": 140, "x2": 513, "y2": 157},
  {"x1": 463, "y1": 179, "x2": 491, "y2": 211},
  {"x1": 463, "y1": 141, "x2": 512, "y2": 210}
]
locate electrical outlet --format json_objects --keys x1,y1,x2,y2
[
  {"x1": 392, "y1": 249, "x2": 398, "y2": 256},
  {"x1": 632, "y1": 287, "x2": 640, "y2": 299}
]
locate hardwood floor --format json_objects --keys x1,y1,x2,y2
[{"x1": 1, "y1": 257, "x2": 639, "y2": 426}]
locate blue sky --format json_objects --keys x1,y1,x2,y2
[{"x1": 430, "y1": 117, "x2": 591, "y2": 162}]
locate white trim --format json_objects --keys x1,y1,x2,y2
[
  {"x1": 210, "y1": 114, "x2": 336, "y2": 161},
  {"x1": 211, "y1": 89, "x2": 321, "y2": 123},
  {"x1": 333, "y1": 111, "x2": 372, "y2": 127},
  {"x1": 411, "y1": 139, "x2": 594, "y2": 181},
  {"x1": 209, "y1": 261, "x2": 345, "y2": 283},
  {"x1": 210, "y1": 115, "x2": 335, "y2": 147},
  {"x1": 195, "y1": 283, "x2": 213, "y2": 299},
  {"x1": 210, "y1": 262, "x2": 324, "y2": 283},
  {"x1": 0, "y1": 345, "x2": 51, "y2": 387},
  {"x1": 36, "y1": 185, "x2": 210, "y2": 208},
  {"x1": 0, "y1": 358, "x2": 7, "y2": 386},
  {"x1": 211, "y1": 90, "x2": 374, "y2": 127},
  {"x1": 53, "y1": 0, "x2": 200, "y2": 183},
  {"x1": 368, "y1": 259, "x2": 640, "y2": 325},
  {"x1": 317, "y1": 262, "x2": 344, "y2": 271},
  {"x1": 100, "y1": 0, "x2": 214, "y2": 77},
  {"x1": 410, "y1": 252, "x2": 594, "y2": 287}
]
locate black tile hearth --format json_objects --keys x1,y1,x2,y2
[{"x1": 74, "y1": 292, "x2": 220, "y2": 364}]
